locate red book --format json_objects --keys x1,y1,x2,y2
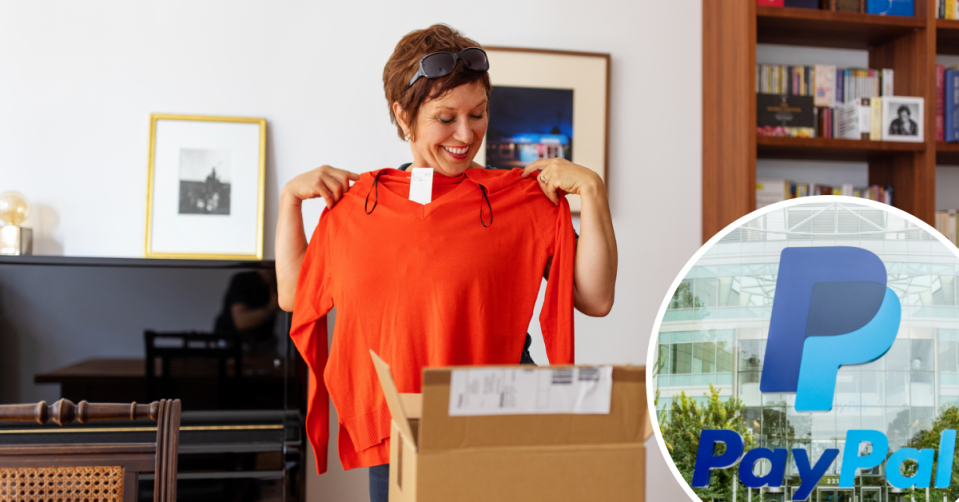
[
  {"x1": 757, "y1": 0, "x2": 785, "y2": 5},
  {"x1": 938, "y1": 64, "x2": 946, "y2": 142}
]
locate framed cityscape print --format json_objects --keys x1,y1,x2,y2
[
  {"x1": 144, "y1": 114, "x2": 266, "y2": 259},
  {"x1": 475, "y1": 47, "x2": 610, "y2": 214}
]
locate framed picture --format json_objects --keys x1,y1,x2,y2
[
  {"x1": 881, "y1": 96, "x2": 924, "y2": 142},
  {"x1": 145, "y1": 114, "x2": 266, "y2": 259},
  {"x1": 474, "y1": 47, "x2": 610, "y2": 214}
]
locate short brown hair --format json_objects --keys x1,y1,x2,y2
[{"x1": 383, "y1": 24, "x2": 492, "y2": 140}]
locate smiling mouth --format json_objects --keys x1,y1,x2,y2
[{"x1": 442, "y1": 145, "x2": 469, "y2": 159}]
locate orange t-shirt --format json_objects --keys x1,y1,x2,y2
[{"x1": 290, "y1": 167, "x2": 576, "y2": 474}]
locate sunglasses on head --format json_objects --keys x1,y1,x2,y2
[{"x1": 407, "y1": 47, "x2": 489, "y2": 88}]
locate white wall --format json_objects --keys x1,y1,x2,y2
[{"x1": 0, "y1": 1, "x2": 703, "y2": 500}]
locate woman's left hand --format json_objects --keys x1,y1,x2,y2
[
  {"x1": 521, "y1": 158, "x2": 603, "y2": 205},
  {"x1": 522, "y1": 157, "x2": 617, "y2": 317}
]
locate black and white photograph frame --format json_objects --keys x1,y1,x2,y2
[
  {"x1": 145, "y1": 114, "x2": 266, "y2": 259},
  {"x1": 881, "y1": 96, "x2": 924, "y2": 142},
  {"x1": 474, "y1": 47, "x2": 610, "y2": 214}
]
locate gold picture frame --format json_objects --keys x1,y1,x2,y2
[
  {"x1": 476, "y1": 47, "x2": 611, "y2": 214},
  {"x1": 144, "y1": 113, "x2": 266, "y2": 260}
]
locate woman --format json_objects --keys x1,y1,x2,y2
[
  {"x1": 888, "y1": 104, "x2": 918, "y2": 136},
  {"x1": 276, "y1": 25, "x2": 617, "y2": 501}
]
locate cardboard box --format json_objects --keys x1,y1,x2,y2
[{"x1": 371, "y1": 351, "x2": 652, "y2": 502}]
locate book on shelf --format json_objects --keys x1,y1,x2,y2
[
  {"x1": 935, "y1": 210, "x2": 959, "y2": 246},
  {"x1": 757, "y1": 94, "x2": 816, "y2": 137},
  {"x1": 938, "y1": 64, "x2": 946, "y2": 142},
  {"x1": 835, "y1": 0, "x2": 861, "y2": 11},
  {"x1": 867, "y1": 0, "x2": 914, "y2": 16},
  {"x1": 814, "y1": 64, "x2": 836, "y2": 107},
  {"x1": 882, "y1": 69, "x2": 894, "y2": 97},
  {"x1": 757, "y1": 64, "x2": 897, "y2": 139},
  {"x1": 836, "y1": 102, "x2": 861, "y2": 139},
  {"x1": 947, "y1": 69, "x2": 959, "y2": 142},
  {"x1": 860, "y1": 97, "x2": 873, "y2": 139},
  {"x1": 757, "y1": 64, "x2": 892, "y2": 102},
  {"x1": 940, "y1": 0, "x2": 959, "y2": 18},
  {"x1": 760, "y1": 0, "x2": 914, "y2": 13},
  {"x1": 757, "y1": 179, "x2": 894, "y2": 209},
  {"x1": 870, "y1": 97, "x2": 883, "y2": 140}
]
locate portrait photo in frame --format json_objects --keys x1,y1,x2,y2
[
  {"x1": 881, "y1": 96, "x2": 924, "y2": 142},
  {"x1": 475, "y1": 47, "x2": 610, "y2": 214},
  {"x1": 145, "y1": 114, "x2": 266, "y2": 259}
]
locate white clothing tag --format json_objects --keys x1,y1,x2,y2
[
  {"x1": 409, "y1": 167, "x2": 433, "y2": 205},
  {"x1": 448, "y1": 366, "x2": 613, "y2": 416}
]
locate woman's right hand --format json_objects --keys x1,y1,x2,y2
[{"x1": 282, "y1": 165, "x2": 361, "y2": 209}]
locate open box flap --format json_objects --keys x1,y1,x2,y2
[
  {"x1": 417, "y1": 365, "x2": 648, "y2": 452},
  {"x1": 370, "y1": 350, "x2": 418, "y2": 451}
]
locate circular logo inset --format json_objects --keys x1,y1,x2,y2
[{"x1": 646, "y1": 197, "x2": 959, "y2": 502}]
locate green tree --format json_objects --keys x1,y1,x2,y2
[
  {"x1": 670, "y1": 280, "x2": 704, "y2": 309},
  {"x1": 904, "y1": 406, "x2": 959, "y2": 502},
  {"x1": 660, "y1": 384, "x2": 758, "y2": 501}
]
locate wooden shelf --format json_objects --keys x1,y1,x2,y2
[
  {"x1": 937, "y1": 142, "x2": 959, "y2": 165},
  {"x1": 703, "y1": 0, "x2": 936, "y2": 243},
  {"x1": 937, "y1": 19, "x2": 959, "y2": 54},
  {"x1": 757, "y1": 136, "x2": 926, "y2": 162},
  {"x1": 757, "y1": 6, "x2": 924, "y2": 49}
]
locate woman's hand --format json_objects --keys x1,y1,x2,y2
[
  {"x1": 522, "y1": 158, "x2": 617, "y2": 317},
  {"x1": 283, "y1": 165, "x2": 360, "y2": 209},
  {"x1": 276, "y1": 164, "x2": 359, "y2": 312},
  {"x1": 521, "y1": 158, "x2": 603, "y2": 204}
]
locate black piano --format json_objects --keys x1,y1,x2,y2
[{"x1": 0, "y1": 256, "x2": 309, "y2": 501}]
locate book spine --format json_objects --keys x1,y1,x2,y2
[
  {"x1": 799, "y1": 66, "x2": 805, "y2": 96},
  {"x1": 870, "y1": 97, "x2": 882, "y2": 141},
  {"x1": 845, "y1": 69, "x2": 851, "y2": 102},
  {"x1": 938, "y1": 64, "x2": 946, "y2": 142},
  {"x1": 882, "y1": 69, "x2": 893, "y2": 96},
  {"x1": 949, "y1": 0, "x2": 955, "y2": 19},
  {"x1": 861, "y1": 97, "x2": 872, "y2": 140},
  {"x1": 950, "y1": 210, "x2": 957, "y2": 245},
  {"x1": 814, "y1": 64, "x2": 836, "y2": 107},
  {"x1": 948, "y1": 70, "x2": 959, "y2": 141},
  {"x1": 836, "y1": 67, "x2": 844, "y2": 104}
]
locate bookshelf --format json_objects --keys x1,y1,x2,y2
[{"x1": 703, "y1": 0, "x2": 943, "y2": 242}]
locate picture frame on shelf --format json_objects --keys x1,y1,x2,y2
[
  {"x1": 145, "y1": 114, "x2": 266, "y2": 260},
  {"x1": 474, "y1": 47, "x2": 610, "y2": 214},
  {"x1": 881, "y1": 96, "x2": 924, "y2": 143}
]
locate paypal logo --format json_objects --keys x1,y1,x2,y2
[{"x1": 760, "y1": 247, "x2": 901, "y2": 411}]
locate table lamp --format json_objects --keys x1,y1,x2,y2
[{"x1": 0, "y1": 191, "x2": 33, "y2": 255}]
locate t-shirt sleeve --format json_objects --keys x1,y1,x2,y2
[
  {"x1": 538, "y1": 195, "x2": 576, "y2": 365},
  {"x1": 289, "y1": 208, "x2": 337, "y2": 474}
]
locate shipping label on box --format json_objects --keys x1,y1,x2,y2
[{"x1": 448, "y1": 366, "x2": 613, "y2": 416}]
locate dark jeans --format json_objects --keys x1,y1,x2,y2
[{"x1": 369, "y1": 464, "x2": 389, "y2": 502}]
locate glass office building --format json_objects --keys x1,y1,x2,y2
[{"x1": 654, "y1": 201, "x2": 959, "y2": 502}]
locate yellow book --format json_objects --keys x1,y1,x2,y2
[
  {"x1": 949, "y1": 0, "x2": 956, "y2": 20},
  {"x1": 799, "y1": 66, "x2": 805, "y2": 96},
  {"x1": 870, "y1": 97, "x2": 882, "y2": 141}
]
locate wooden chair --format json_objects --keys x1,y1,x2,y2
[
  {"x1": 145, "y1": 330, "x2": 242, "y2": 409},
  {"x1": 0, "y1": 398, "x2": 180, "y2": 502}
]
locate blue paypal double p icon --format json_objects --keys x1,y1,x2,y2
[{"x1": 761, "y1": 247, "x2": 901, "y2": 411}]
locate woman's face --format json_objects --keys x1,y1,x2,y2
[
  {"x1": 397, "y1": 81, "x2": 488, "y2": 176},
  {"x1": 899, "y1": 109, "x2": 910, "y2": 121}
]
